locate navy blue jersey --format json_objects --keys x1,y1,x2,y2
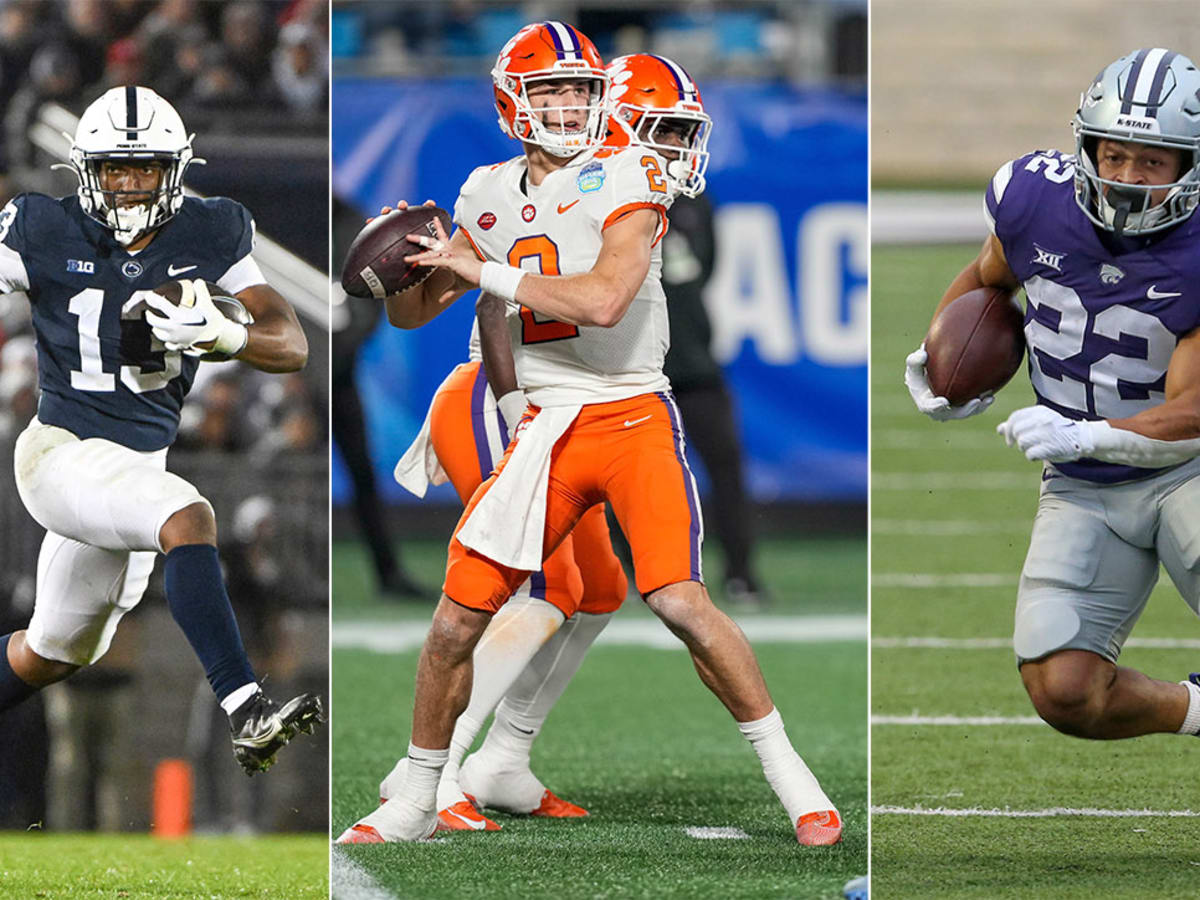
[
  {"x1": 985, "y1": 150, "x2": 1200, "y2": 483},
  {"x1": 0, "y1": 194, "x2": 260, "y2": 450}
]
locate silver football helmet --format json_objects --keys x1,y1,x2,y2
[
  {"x1": 66, "y1": 86, "x2": 200, "y2": 245},
  {"x1": 1073, "y1": 48, "x2": 1200, "y2": 236}
]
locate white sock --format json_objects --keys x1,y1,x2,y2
[
  {"x1": 220, "y1": 681, "x2": 259, "y2": 716},
  {"x1": 478, "y1": 611, "x2": 612, "y2": 766},
  {"x1": 402, "y1": 743, "x2": 449, "y2": 811},
  {"x1": 1177, "y1": 680, "x2": 1200, "y2": 734},
  {"x1": 738, "y1": 707, "x2": 833, "y2": 822}
]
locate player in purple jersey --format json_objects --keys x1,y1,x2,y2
[
  {"x1": 906, "y1": 49, "x2": 1200, "y2": 742},
  {"x1": 0, "y1": 86, "x2": 322, "y2": 776}
]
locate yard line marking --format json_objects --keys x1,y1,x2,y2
[
  {"x1": 873, "y1": 715, "x2": 1044, "y2": 726},
  {"x1": 873, "y1": 636, "x2": 1200, "y2": 650},
  {"x1": 872, "y1": 805, "x2": 1200, "y2": 818},
  {"x1": 332, "y1": 849, "x2": 397, "y2": 900},
  {"x1": 873, "y1": 430, "x2": 1007, "y2": 450},
  {"x1": 873, "y1": 519, "x2": 1028, "y2": 535},
  {"x1": 873, "y1": 574, "x2": 1015, "y2": 588},
  {"x1": 684, "y1": 826, "x2": 751, "y2": 839},
  {"x1": 334, "y1": 615, "x2": 867, "y2": 654},
  {"x1": 873, "y1": 473, "x2": 1032, "y2": 490}
]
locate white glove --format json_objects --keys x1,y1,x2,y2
[
  {"x1": 997, "y1": 405, "x2": 1095, "y2": 462},
  {"x1": 904, "y1": 344, "x2": 994, "y2": 421},
  {"x1": 142, "y1": 280, "x2": 248, "y2": 357},
  {"x1": 496, "y1": 389, "x2": 528, "y2": 442}
]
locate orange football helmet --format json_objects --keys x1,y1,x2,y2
[
  {"x1": 606, "y1": 54, "x2": 712, "y2": 196},
  {"x1": 491, "y1": 21, "x2": 607, "y2": 158}
]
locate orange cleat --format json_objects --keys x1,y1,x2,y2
[
  {"x1": 335, "y1": 823, "x2": 385, "y2": 844},
  {"x1": 438, "y1": 800, "x2": 501, "y2": 831},
  {"x1": 795, "y1": 809, "x2": 842, "y2": 846},
  {"x1": 529, "y1": 789, "x2": 589, "y2": 818}
]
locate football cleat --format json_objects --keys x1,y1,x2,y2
[
  {"x1": 378, "y1": 758, "x2": 502, "y2": 831},
  {"x1": 334, "y1": 798, "x2": 442, "y2": 843},
  {"x1": 528, "y1": 789, "x2": 588, "y2": 818},
  {"x1": 438, "y1": 800, "x2": 501, "y2": 832},
  {"x1": 229, "y1": 690, "x2": 324, "y2": 776},
  {"x1": 796, "y1": 809, "x2": 843, "y2": 846}
]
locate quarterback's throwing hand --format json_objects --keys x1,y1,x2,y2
[
  {"x1": 997, "y1": 405, "x2": 1095, "y2": 462},
  {"x1": 403, "y1": 215, "x2": 482, "y2": 289},
  {"x1": 904, "y1": 345, "x2": 994, "y2": 421}
]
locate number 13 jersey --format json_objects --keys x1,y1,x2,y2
[
  {"x1": 454, "y1": 145, "x2": 675, "y2": 408},
  {"x1": 985, "y1": 149, "x2": 1200, "y2": 483}
]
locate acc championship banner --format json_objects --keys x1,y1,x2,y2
[{"x1": 332, "y1": 78, "x2": 866, "y2": 505}]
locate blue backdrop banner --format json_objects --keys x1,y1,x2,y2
[{"x1": 332, "y1": 78, "x2": 867, "y2": 506}]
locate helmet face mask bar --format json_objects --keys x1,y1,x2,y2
[
  {"x1": 65, "y1": 86, "x2": 199, "y2": 246},
  {"x1": 607, "y1": 54, "x2": 712, "y2": 197},
  {"x1": 1072, "y1": 48, "x2": 1200, "y2": 237},
  {"x1": 492, "y1": 22, "x2": 608, "y2": 159}
]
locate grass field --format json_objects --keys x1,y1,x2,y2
[
  {"x1": 872, "y1": 244, "x2": 1200, "y2": 898},
  {"x1": 331, "y1": 535, "x2": 867, "y2": 899},
  {"x1": 0, "y1": 833, "x2": 328, "y2": 899}
]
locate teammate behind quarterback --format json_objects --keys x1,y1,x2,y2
[
  {"x1": 336, "y1": 22, "x2": 841, "y2": 845},
  {"x1": 905, "y1": 48, "x2": 1200, "y2": 742},
  {"x1": 0, "y1": 86, "x2": 322, "y2": 775}
]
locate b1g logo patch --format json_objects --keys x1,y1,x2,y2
[
  {"x1": 67, "y1": 259, "x2": 95, "y2": 274},
  {"x1": 121, "y1": 260, "x2": 144, "y2": 280},
  {"x1": 478, "y1": 212, "x2": 497, "y2": 231},
  {"x1": 521, "y1": 204, "x2": 536, "y2": 222},
  {"x1": 577, "y1": 161, "x2": 605, "y2": 193}
]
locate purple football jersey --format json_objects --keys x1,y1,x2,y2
[{"x1": 985, "y1": 149, "x2": 1200, "y2": 483}]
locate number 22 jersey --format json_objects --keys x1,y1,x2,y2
[{"x1": 985, "y1": 149, "x2": 1200, "y2": 483}]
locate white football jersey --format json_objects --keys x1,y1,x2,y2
[{"x1": 455, "y1": 146, "x2": 675, "y2": 407}]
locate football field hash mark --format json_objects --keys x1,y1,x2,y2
[
  {"x1": 873, "y1": 715, "x2": 1045, "y2": 726},
  {"x1": 332, "y1": 848, "x2": 397, "y2": 900},
  {"x1": 684, "y1": 826, "x2": 752, "y2": 840},
  {"x1": 873, "y1": 805, "x2": 1200, "y2": 818},
  {"x1": 873, "y1": 574, "x2": 1016, "y2": 589}
]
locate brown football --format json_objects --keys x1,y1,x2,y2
[
  {"x1": 340, "y1": 205, "x2": 452, "y2": 299},
  {"x1": 925, "y1": 287, "x2": 1026, "y2": 406}
]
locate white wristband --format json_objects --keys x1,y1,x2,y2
[
  {"x1": 479, "y1": 261, "x2": 525, "y2": 303},
  {"x1": 1087, "y1": 420, "x2": 1200, "y2": 467},
  {"x1": 496, "y1": 390, "x2": 527, "y2": 436},
  {"x1": 212, "y1": 319, "x2": 249, "y2": 357}
]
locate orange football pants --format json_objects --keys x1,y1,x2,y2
[
  {"x1": 445, "y1": 391, "x2": 703, "y2": 614},
  {"x1": 429, "y1": 362, "x2": 626, "y2": 617}
]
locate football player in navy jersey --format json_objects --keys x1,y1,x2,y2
[
  {"x1": 0, "y1": 86, "x2": 322, "y2": 775},
  {"x1": 905, "y1": 49, "x2": 1200, "y2": 742}
]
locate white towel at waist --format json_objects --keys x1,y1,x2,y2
[
  {"x1": 393, "y1": 392, "x2": 449, "y2": 499},
  {"x1": 457, "y1": 403, "x2": 581, "y2": 571}
]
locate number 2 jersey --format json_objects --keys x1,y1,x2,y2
[
  {"x1": 453, "y1": 145, "x2": 674, "y2": 408},
  {"x1": 985, "y1": 149, "x2": 1200, "y2": 483},
  {"x1": 0, "y1": 193, "x2": 266, "y2": 451}
]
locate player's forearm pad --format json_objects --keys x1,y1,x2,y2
[{"x1": 1086, "y1": 420, "x2": 1200, "y2": 467}]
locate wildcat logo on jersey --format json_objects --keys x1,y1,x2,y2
[
  {"x1": 477, "y1": 212, "x2": 497, "y2": 231},
  {"x1": 121, "y1": 260, "x2": 144, "y2": 279},
  {"x1": 66, "y1": 259, "x2": 95, "y2": 274},
  {"x1": 1032, "y1": 244, "x2": 1065, "y2": 272},
  {"x1": 577, "y1": 161, "x2": 605, "y2": 193},
  {"x1": 1099, "y1": 264, "x2": 1125, "y2": 284}
]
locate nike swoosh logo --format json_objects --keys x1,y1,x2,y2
[
  {"x1": 624, "y1": 415, "x2": 652, "y2": 427},
  {"x1": 557, "y1": 200, "x2": 580, "y2": 214},
  {"x1": 1146, "y1": 285, "x2": 1181, "y2": 299},
  {"x1": 443, "y1": 809, "x2": 488, "y2": 831},
  {"x1": 167, "y1": 264, "x2": 198, "y2": 276}
]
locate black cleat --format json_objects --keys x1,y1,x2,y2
[{"x1": 229, "y1": 691, "x2": 324, "y2": 776}]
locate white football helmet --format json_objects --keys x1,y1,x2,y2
[
  {"x1": 1073, "y1": 48, "x2": 1200, "y2": 236},
  {"x1": 67, "y1": 86, "x2": 199, "y2": 245}
]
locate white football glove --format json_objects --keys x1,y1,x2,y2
[
  {"x1": 904, "y1": 344, "x2": 994, "y2": 421},
  {"x1": 142, "y1": 280, "x2": 248, "y2": 357},
  {"x1": 997, "y1": 405, "x2": 1095, "y2": 462}
]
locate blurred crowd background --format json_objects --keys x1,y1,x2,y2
[
  {"x1": 0, "y1": 0, "x2": 329, "y2": 835},
  {"x1": 331, "y1": 0, "x2": 868, "y2": 609}
]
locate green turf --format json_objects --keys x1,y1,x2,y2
[
  {"x1": 333, "y1": 644, "x2": 866, "y2": 899},
  {"x1": 871, "y1": 243, "x2": 1200, "y2": 897},
  {"x1": 331, "y1": 533, "x2": 867, "y2": 897},
  {"x1": 0, "y1": 833, "x2": 328, "y2": 899}
]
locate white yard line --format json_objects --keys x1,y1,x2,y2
[
  {"x1": 873, "y1": 715, "x2": 1044, "y2": 726},
  {"x1": 872, "y1": 805, "x2": 1200, "y2": 818},
  {"x1": 874, "y1": 636, "x2": 1200, "y2": 650},
  {"x1": 331, "y1": 849, "x2": 397, "y2": 900},
  {"x1": 873, "y1": 574, "x2": 1016, "y2": 588},
  {"x1": 873, "y1": 473, "x2": 1034, "y2": 490},
  {"x1": 334, "y1": 615, "x2": 867, "y2": 653},
  {"x1": 684, "y1": 826, "x2": 751, "y2": 839},
  {"x1": 873, "y1": 519, "x2": 1028, "y2": 535},
  {"x1": 873, "y1": 430, "x2": 1009, "y2": 450}
]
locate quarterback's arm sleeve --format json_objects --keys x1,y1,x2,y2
[{"x1": 1083, "y1": 421, "x2": 1200, "y2": 467}]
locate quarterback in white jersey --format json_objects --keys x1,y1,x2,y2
[{"x1": 337, "y1": 25, "x2": 841, "y2": 847}]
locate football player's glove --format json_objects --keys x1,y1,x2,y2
[
  {"x1": 904, "y1": 344, "x2": 994, "y2": 421},
  {"x1": 496, "y1": 390, "x2": 527, "y2": 443},
  {"x1": 997, "y1": 405, "x2": 1093, "y2": 462},
  {"x1": 142, "y1": 279, "x2": 248, "y2": 357}
]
